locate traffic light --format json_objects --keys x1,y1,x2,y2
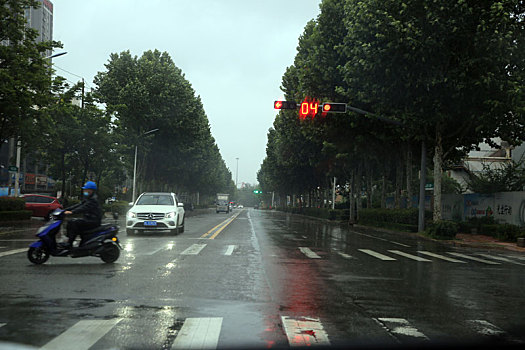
[
  {"x1": 322, "y1": 102, "x2": 347, "y2": 113},
  {"x1": 253, "y1": 190, "x2": 263, "y2": 194},
  {"x1": 274, "y1": 101, "x2": 298, "y2": 110}
]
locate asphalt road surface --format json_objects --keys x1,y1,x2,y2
[{"x1": 0, "y1": 208, "x2": 524, "y2": 349}]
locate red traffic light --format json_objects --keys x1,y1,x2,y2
[
  {"x1": 322, "y1": 103, "x2": 346, "y2": 113},
  {"x1": 274, "y1": 101, "x2": 298, "y2": 110}
]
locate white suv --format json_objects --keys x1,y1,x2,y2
[{"x1": 126, "y1": 192, "x2": 185, "y2": 235}]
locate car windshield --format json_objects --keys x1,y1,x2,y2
[
  {"x1": 136, "y1": 195, "x2": 173, "y2": 206},
  {"x1": 2, "y1": 0, "x2": 524, "y2": 349}
]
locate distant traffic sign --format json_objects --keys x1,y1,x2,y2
[{"x1": 8, "y1": 166, "x2": 18, "y2": 172}]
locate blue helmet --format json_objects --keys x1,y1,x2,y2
[{"x1": 82, "y1": 181, "x2": 97, "y2": 190}]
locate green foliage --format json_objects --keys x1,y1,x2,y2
[
  {"x1": 425, "y1": 220, "x2": 459, "y2": 239},
  {"x1": 0, "y1": 210, "x2": 32, "y2": 221},
  {"x1": 0, "y1": 197, "x2": 25, "y2": 211},
  {"x1": 102, "y1": 200, "x2": 130, "y2": 215},
  {"x1": 359, "y1": 208, "x2": 429, "y2": 226},
  {"x1": 0, "y1": 0, "x2": 62, "y2": 149},
  {"x1": 467, "y1": 161, "x2": 525, "y2": 193}
]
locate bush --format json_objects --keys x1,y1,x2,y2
[
  {"x1": 359, "y1": 208, "x2": 432, "y2": 226},
  {"x1": 0, "y1": 197, "x2": 25, "y2": 211},
  {"x1": 425, "y1": 220, "x2": 459, "y2": 239},
  {"x1": 0, "y1": 210, "x2": 32, "y2": 221},
  {"x1": 103, "y1": 200, "x2": 130, "y2": 215},
  {"x1": 495, "y1": 224, "x2": 522, "y2": 242}
]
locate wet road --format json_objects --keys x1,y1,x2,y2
[{"x1": 0, "y1": 208, "x2": 524, "y2": 349}]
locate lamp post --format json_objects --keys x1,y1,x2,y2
[
  {"x1": 132, "y1": 128, "x2": 159, "y2": 203},
  {"x1": 12, "y1": 52, "x2": 68, "y2": 197},
  {"x1": 235, "y1": 157, "x2": 239, "y2": 188}
]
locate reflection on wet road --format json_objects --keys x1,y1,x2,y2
[{"x1": 0, "y1": 208, "x2": 524, "y2": 348}]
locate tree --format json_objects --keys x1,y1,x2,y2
[{"x1": 0, "y1": 0, "x2": 62, "y2": 149}]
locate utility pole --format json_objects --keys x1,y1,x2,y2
[
  {"x1": 332, "y1": 177, "x2": 336, "y2": 210},
  {"x1": 13, "y1": 139, "x2": 21, "y2": 196},
  {"x1": 81, "y1": 78, "x2": 85, "y2": 110}
]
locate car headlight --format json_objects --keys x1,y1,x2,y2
[
  {"x1": 165, "y1": 212, "x2": 176, "y2": 218},
  {"x1": 127, "y1": 211, "x2": 136, "y2": 218}
]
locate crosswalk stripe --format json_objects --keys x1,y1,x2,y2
[
  {"x1": 358, "y1": 249, "x2": 396, "y2": 261},
  {"x1": 224, "y1": 245, "x2": 236, "y2": 256},
  {"x1": 448, "y1": 252, "x2": 500, "y2": 265},
  {"x1": 181, "y1": 244, "x2": 207, "y2": 255},
  {"x1": 418, "y1": 251, "x2": 467, "y2": 263},
  {"x1": 476, "y1": 254, "x2": 525, "y2": 265},
  {"x1": 171, "y1": 317, "x2": 223, "y2": 349},
  {"x1": 299, "y1": 247, "x2": 321, "y2": 259},
  {"x1": 281, "y1": 316, "x2": 330, "y2": 347},
  {"x1": 388, "y1": 250, "x2": 431, "y2": 262},
  {"x1": 467, "y1": 320, "x2": 505, "y2": 337},
  {"x1": 377, "y1": 318, "x2": 428, "y2": 340},
  {"x1": 0, "y1": 248, "x2": 26, "y2": 258},
  {"x1": 40, "y1": 318, "x2": 122, "y2": 350},
  {"x1": 337, "y1": 252, "x2": 352, "y2": 259}
]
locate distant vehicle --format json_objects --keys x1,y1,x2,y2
[
  {"x1": 126, "y1": 192, "x2": 185, "y2": 235},
  {"x1": 238, "y1": 205, "x2": 244, "y2": 209},
  {"x1": 254, "y1": 204, "x2": 259, "y2": 209},
  {"x1": 22, "y1": 194, "x2": 62, "y2": 220},
  {"x1": 216, "y1": 193, "x2": 230, "y2": 213}
]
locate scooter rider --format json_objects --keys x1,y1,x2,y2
[{"x1": 62, "y1": 181, "x2": 102, "y2": 248}]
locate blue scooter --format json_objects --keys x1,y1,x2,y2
[{"x1": 27, "y1": 209, "x2": 121, "y2": 264}]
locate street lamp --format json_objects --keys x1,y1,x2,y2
[
  {"x1": 12, "y1": 52, "x2": 68, "y2": 196},
  {"x1": 132, "y1": 128, "x2": 159, "y2": 203},
  {"x1": 235, "y1": 157, "x2": 239, "y2": 188}
]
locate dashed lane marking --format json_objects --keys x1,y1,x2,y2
[
  {"x1": 418, "y1": 251, "x2": 466, "y2": 263},
  {"x1": 337, "y1": 252, "x2": 353, "y2": 259},
  {"x1": 299, "y1": 247, "x2": 321, "y2": 259},
  {"x1": 358, "y1": 249, "x2": 396, "y2": 261},
  {"x1": 467, "y1": 320, "x2": 506, "y2": 337},
  {"x1": 40, "y1": 318, "x2": 122, "y2": 350},
  {"x1": 377, "y1": 318, "x2": 429, "y2": 340},
  {"x1": 171, "y1": 317, "x2": 223, "y2": 350},
  {"x1": 0, "y1": 248, "x2": 27, "y2": 258},
  {"x1": 447, "y1": 252, "x2": 501, "y2": 265},
  {"x1": 388, "y1": 250, "x2": 431, "y2": 262},
  {"x1": 475, "y1": 254, "x2": 525, "y2": 265},
  {"x1": 351, "y1": 231, "x2": 411, "y2": 247},
  {"x1": 181, "y1": 244, "x2": 207, "y2": 255},
  {"x1": 224, "y1": 245, "x2": 236, "y2": 256},
  {"x1": 281, "y1": 316, "x2": 330, "y2": 347}
]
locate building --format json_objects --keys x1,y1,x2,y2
[{"x1": 25, "y1": 0, "x2": 54, "y2": 58}]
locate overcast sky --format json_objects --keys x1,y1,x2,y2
[{"x1": 51, "y1": 0, "x2": 321, "y2": 186}]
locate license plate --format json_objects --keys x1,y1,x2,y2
[{"x1": 144, "y1": 221, "x2": 157, "y2": 226}]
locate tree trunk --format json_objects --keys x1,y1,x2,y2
[
  {"x1": 394, "y1": 157, "x2": 403, "y2": 209},
  {"x1": 356, "y1": 163, "x2": 362, "y2": 221},
  {"x1": 366, "y1": 162, "x2": 373, "y2": 209},
  {"x1": 349, "y1": 170, "x2": 355, "y2": 224},
  {"x1": 381, "y1": 172, "x2": 386, "y2": 209},
  {"x1": 433, "y1": 129, "x2": 443, "y2": 221},
  {"x1": 406, "y1": 142, "x2": 413, "y2": 208},
  {"x1": 60, "y1": 151, "x2": 66, "y2": 198}
]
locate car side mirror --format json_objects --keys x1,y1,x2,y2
[
  {"x1": 177, "y1": 203, "x2": 184, "y2": 208},
  {"x1": 129, "y1": 202, "x2": 134, "y2": 206}
]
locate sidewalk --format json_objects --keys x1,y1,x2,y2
[{"x1": 449, "y1": 233, "x2": 525, "y2": 253}]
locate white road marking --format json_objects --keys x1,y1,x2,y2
[
  {"x1": 299, "y1": 247, "x2": 321, "y2": 259},
  {"x1": 0, "y1": 323, "x2": 5, "y2": 328},
  {"x1": 388, "y1": 250, "x2": 431, "y2": 262},
  {"x1": 476, "y1": 254, "x2": 525, "y2": 265},
  {"x1": 467, "y1": 320, "x2": 506, "y2": 337},
  {"x1": 377, "y1": 318, "x2": 429, "y2": 340},
  {"x1": 337, "y1": 252, "x2": 353, "y2": 259},
  {"x1": 352, "y1": 231, "x2": 411, "y2": 247},
  {"x1": 0, "y1": 248, "x2": 27, "y2": 258},
  {"x1": 171, "y1": 317, "x2": 223, "y2": 349},
  {"x1": 40, "y1": 318, "x2": 122, "y2": 350},
  {"x1": 281, "y1": 316, "x2": 330, "y2": 347},
  {"x1": 358, "y1": 249, "x2": 396, "y2": 261},
  {"x1": 418, "y1": 251, "x2": 466, "y2": 263},
  {"x1": 448, "y1": 252, "x2": 501, "y2": 265},
  {"x1": 144, "y1": 247, "x2": 165, "y2": 256},
  {"x1": 181, "y1": 244, "x2": 207, "y2": 255},
  {"x1": 224, "y1": 245, "x2": 236, "y2": 256}
]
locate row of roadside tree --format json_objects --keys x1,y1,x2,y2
[
  {"x1": 257, "y1": 0, "x2": 525, "y2": 223},
  {"x1": 0, "y1": 0, "x2": 235, "y2": 203}
]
